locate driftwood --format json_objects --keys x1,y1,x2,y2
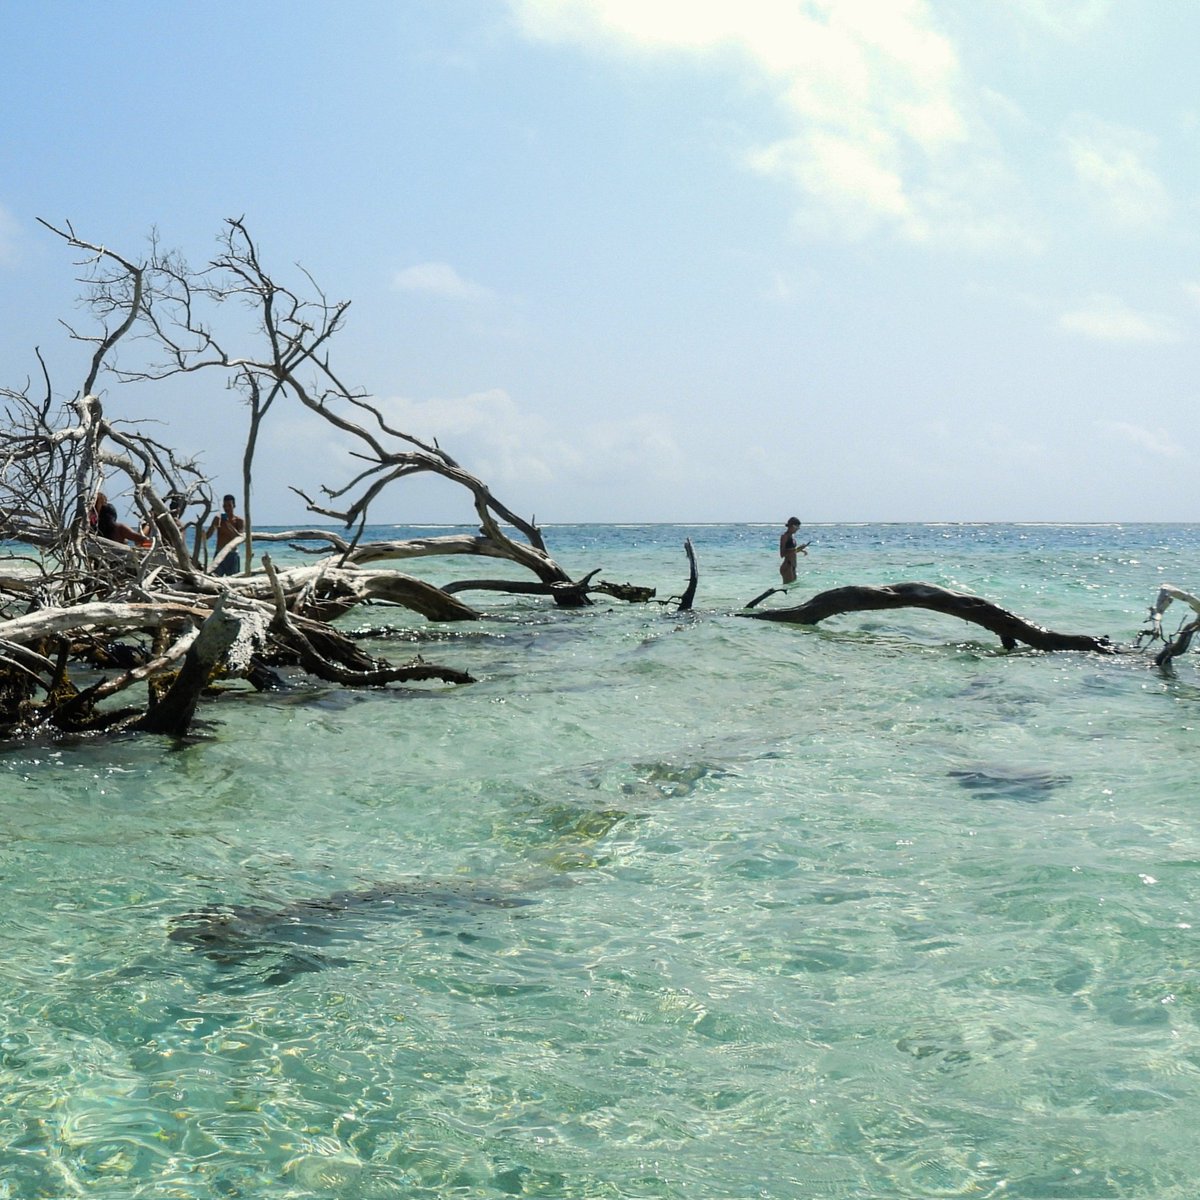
[
  {"x1": 742, "y1": 581, "x2": 1118, "y2": 654},
  {"x1": 261, "y1": 557, "x2": 473, "y2": 688},
  {"x1": 441, "y1": 578, "x2": 563, "y2": 597},
  {"x1": 0, "y1": 600, "x2": 206, "y2": 644},
  {"x1": 1136, "y1": 585, "x2": 1200, "y2": 668},
  {"x1": 594, "y1": 580, "x2": 656, "y2": 603},
  {"x1": 440, "y1": 569, "x2": 597, "y2": 606},
  {"x1": 233, "y1": 562, "x2": 483, "y2": 622}
]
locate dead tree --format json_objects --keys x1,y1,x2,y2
[
  {"x1": 1, "y1": 217, "x2": 657, "y2": 739},
  {"x1": 742, "y1": 581, "x2": 1118, "y2": 654},
  {"x1": 0, "y1": 222, "x2": 488, "y2": 737},
  {"x1": 117, "y1": 217, "x2": 591, "y2": 602},
  {"x1": 1, "y1": 223, "x2": 211, "y2": 601}
]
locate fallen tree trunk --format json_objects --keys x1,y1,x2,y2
[
  {"x1": 741, "y1": 581, "x2": 1118, "y2": 654},
  {"x1": 229, "y1": 563, "x2": 483, "y2": 622},
  {"x1": 0, "y1": 599, "x2": 207, "y2": 645}
]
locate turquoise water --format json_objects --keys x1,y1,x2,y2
[{"x1": 4, "y1": 522, "x2": 1200, "y2": 1198}]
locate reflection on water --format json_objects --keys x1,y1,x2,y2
[{"x1": 4, "y1": 524, "x2": 1200, "y2": 1197}]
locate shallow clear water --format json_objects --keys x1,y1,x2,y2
[{"x1": 4, "y1": 523, "x2": 1200, "y2": 1198}]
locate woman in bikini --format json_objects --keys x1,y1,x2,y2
[{"x1": 778, "y1": 516, "x2": 808, "y2": 584}]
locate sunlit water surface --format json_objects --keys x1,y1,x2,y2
[{"x1": 4, "y1": 523, "x2": 1200, "y2": 1198}]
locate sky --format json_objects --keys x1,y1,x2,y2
[{"x1": 1, "y1": 0, "x2": 1197, "y2": 525}]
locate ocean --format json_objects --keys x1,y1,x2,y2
[{"x1": 3, "y1": 522, "x2": 1200, "y2": 1198}]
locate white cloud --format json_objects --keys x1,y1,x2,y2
[
  {"x1": 765, "y1": 270, "x2": 794, "y2": 302},
  {"x1": 921, "y1": 418, "x2": 1051, "y2": 468},
  {"x1": 749, "y1": 128, "x2": 916, "y2": 242},
  {"x1": 509, "y1": 0, "x2": 1029, "y2": 250},
  {"x1": 1097, "y1": 421, "x2": 1185, "y2": 459},
  {"x1": 374, "y1": 389, "x2": 564, "y2": 484},
  {"x1": 1062, "y1": 116, "x2": 1171, "y2": 231},
  {"x1": 511, "y1": 0, "x2": 794, "y2": 55},
  {"x1": 392, "y1": 261, "x2": 493, "y2": 301},
  {"x1": 583, "y1": 413, "x2": 688, "y2": 482},
  {"x1": 1057, "y1": 294, "x2": 1178, "y2": 343},
  {"x1": 1006, "y1": 0, "x2": 1114, "y2": 40},
  {"x1": 374, "y1": 389, "x2": 687, "y2": 491}
]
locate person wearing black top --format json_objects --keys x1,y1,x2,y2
[{"x1": 778, "y1": 516, "x2": 809, "y2": 584}]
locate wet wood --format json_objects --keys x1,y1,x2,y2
[
  {"x1": 131, "y1": 600, "x2": 242, "y2": 735},
  {"x1": 742, "y1": 581, "x2": 1118, "y2": 653}
]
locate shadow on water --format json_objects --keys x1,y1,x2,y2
[
  {"x1": 169, "y1": 878, "x2": 537, "y2": 990},
  {"x1": 947, "y1": 766, "x2": 1072, "y2": 803}
]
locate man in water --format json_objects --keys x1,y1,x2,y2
[
  {"x1": 208, "y1": 493, "x2": 245, "y2": 576},
  {"x1": 778, "y1": 516, "x2": 809, "y2": 584}
]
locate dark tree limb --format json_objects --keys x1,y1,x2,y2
[
  {"x1": 438, "y1": 571, "x2": 597, "y2": 606},
  {"x1": 550, "y1": 570, "x2": 600, "y2": 608},
  {"x1": 742, "y1": 581, "x2": 1118, "y2": 653},
  {"x1": 439, "y1": 578, "x2": 560, "y2": 597},
  {"x1": 676, "y1": 538, "x2": 698, "y2": 613},
  {"x1": 441, "y1": 570, "x2": 607, "y2": 607},
  {"x1": 745, "y1": 586, "x2": 786, "y2": 609},
  {"x1": 1155, "y1": 626, "x2": 1199, "y2": 668}
]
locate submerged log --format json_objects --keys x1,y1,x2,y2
[{"x1": 742, "y1": 581, "x2": 1117, "y2": 654}]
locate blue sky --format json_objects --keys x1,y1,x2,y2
[{"x1": 2, "y1": 0, "x2": 1197, "y2": 524}]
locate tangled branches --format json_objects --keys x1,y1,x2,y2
[{"x1": 0, "y1": 217, "x2": 649, "y2": 740}]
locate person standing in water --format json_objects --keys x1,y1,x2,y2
[
  {"x1": 778, "y1": 516, "x2": 809, "y2": 584},
  {"x1": 208, "y1": 493, "x2": 245, "y2": 576}
]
